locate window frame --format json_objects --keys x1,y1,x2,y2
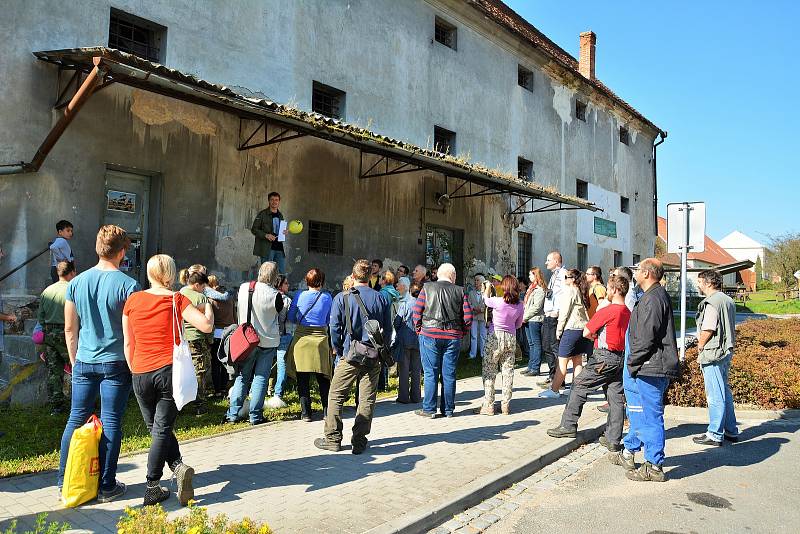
[
  {"x1": 577, "y1": 243, "x2": 588, "y2": 273},
  {"x1": 620, "y1": 195, "x2": 630, "y2": 214},
  {"x1": 108, "y1": 8, "x2": 167, "y2": 63},
  {"x1": 307, "y1": 220, "x2": 344, "y2": 256},
  {"x1": 517, "y1": 231, "x2": 533, "y2": 279},
  {"x1": 576, "y1": 179, "x2": 588, "y2": 200},
  {"x1": 312, "y1": 81, "x2": 346, "y2": 120},
  {"x1": 517, "y1": 157, "x2": 533, "y2": 181},
  {"x1": 575, "y1": 100, "x2": 587, "y2": 121},
  {"x1": 434, "y1": 16, "x2": 457, "y2": 50},
  {"x1": 518, "y1": 65, "x2": 533, "y2": 92},
  {"x1": 433, "y1": 125, "x2": 456, "y2": 155},
  {"x1": 619, "y1": 126, "x2": 630, "y2": 145}
]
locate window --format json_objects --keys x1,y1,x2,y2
[
  {"x1": 434, "y1": 16, "x2": 457, "y2": 50},
  {"x1": 576, "y1": 100, "x2": 587, "y2": 121},
  {"x1": 576, "y1": 179, "x2": 588, "y2": 199},
  {"x1": 109, "y1": 8, "x2": 166, "y2": 62},
  {"x1": 433, "y1": 125, "x2": 456, "y2": 155},
  {"x1": 614, "y1": 250, "x2": 623, "y2": 268},
  {"x1": 632, "y1": 254, "x2": 641, "y2": 266},
  {"x1": 577, "y1": 243, "x2": 588, "y2": 273},
  {"x1": 620, "y1": 196, "x2": 630, "y2": 214},
  {"x1": 518, "y1": 157, "x2": 533, "y2": 181},
  {"x1": 619, "y1": 126, "x2": 630, "y2": 145},
  {"x1": 517, "y1": 232, "x2": 533, "y2": 279},
  {"x1": 312, "y1": 81, "x2": 346, "y2": 119},
  {"x1": 308, "y1": 220, "x2": 343, "y2": 255},
  {"x1": 518, "y1": 65, "x2": 533, "y2": 91}
]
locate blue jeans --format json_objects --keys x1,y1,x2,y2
[
  {"x1": 525, "y1": 321, "x2": 542, "y2": 373},
  {"x1": 58, "y1": 360, "x2": 132, "y2": 491},
  {"x1": 227, "y1": 347, "x2": 276, "y2": 423},
  {"x1": 420, "y1": 335, "x2": 461, "y2": 416},
  {"x1": 261, "y1": 250, "x2": 285, "y2": 273},
  {"x1": 274, "y1": 333, "x2": 293, "y2": 397},
  {"x1": 469, "y1": 321, "x2": 486, "y2": 358},
  {"x1": 701, "y1": 355, "x2": 738, "y2": 441},
  {"x1": 623, "y1": 365, "x2": 669, "y2": 465}
]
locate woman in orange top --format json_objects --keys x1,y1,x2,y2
[{"x1": 122, "y1": 254, "x2": 213, "y2": 507}]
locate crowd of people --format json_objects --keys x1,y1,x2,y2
[{"x1": 6, "y1": 202, "x2": 740, "y2": 508}]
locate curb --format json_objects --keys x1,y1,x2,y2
[
  {"x1": 365, "y1": 420, "x2": 606, "y2": 534},
  {"x1": 665, "y1": 405, "x2": 800, "y2": 422}
]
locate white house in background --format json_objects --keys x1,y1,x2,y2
[{"x1": 719, "y1": 231, "x2": 767, "y2": 280}]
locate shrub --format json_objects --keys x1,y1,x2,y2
[
  {"x1": 2, "y1": 513, "x2": 69, "y2": 534},
  {"x1": 667, "y1": 318, "x2": 800, "y2": 410},
  {"x1": 117, "y1": 503, "x2": 272, "y2": 534},
  {"x1": 756, "y1": 279, "x2": 775, "y2": 291}
]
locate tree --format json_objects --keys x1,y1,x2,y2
[
  {"x1": 767, "y1": 233, "x2": 800, "y2": 288},
  {"x1": 755, "y1": 255, "x2": 763, "y2": 281}
]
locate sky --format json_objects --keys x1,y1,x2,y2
[{"x1": 506, "y1": 0, "x2": 798, "y2": 243}]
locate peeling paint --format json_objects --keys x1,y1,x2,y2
[
  {"x1": 214, "y1": 232, "x2": 255, "y2": 271},
  {"x1": 551, "y1": 82, "x2": 574, "y2": 125},
  {"x1": 130, "y1": 90, "x2": 219, "y2": 136}
]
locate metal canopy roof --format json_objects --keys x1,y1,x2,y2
[{"x1": 34, "y1": 47, "x2": 598, "y2": 212}]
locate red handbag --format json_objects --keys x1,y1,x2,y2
[{"x1": 229, "y1": 281, "x2": 259, "y2": 364}]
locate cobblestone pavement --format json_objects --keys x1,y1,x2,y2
[{"x1": 0, "y1": 373, "x2": 605, "y2": 533}]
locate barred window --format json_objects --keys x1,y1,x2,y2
[
  {"x1": 518, "y1": 232, "x2": 533, "y2": 279},
  {"x1": 312, "y1": 81, "x2": 346, "y2": 119},
  {"x1": 109, "y1": 8, "x2": 166, "y2": 63},
  {"x1": 308, "y1": 220, "x2": 343, "y2": 255},
  {"x1": 434, "y1": 17, "x2": 457, "y2": 50}
]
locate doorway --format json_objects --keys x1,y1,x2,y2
[
  {"x1": 425, "y1": 224, "x2": 464, "y2": 284},
  {"x1": 102, "y1": 168, "x2": 152, "y2": 284}
]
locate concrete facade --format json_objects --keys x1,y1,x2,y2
[{"x1": 0, "y1": 0, "x2": 660, "y2": 298}]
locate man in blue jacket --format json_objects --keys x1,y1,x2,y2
[
  {"x1": 610, "y1": 258, "x2": 679, "y2": 482},
  {"x1": 315, "y1": 259, "x2": 393, "y2": 455}
]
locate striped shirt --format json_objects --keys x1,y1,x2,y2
[{"x1": 412, "y1": 286, "x2": 473, "y2": 340}]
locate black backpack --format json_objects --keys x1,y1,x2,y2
[{"x1": 342, "y1": 289, "x2": 394, "y2": 367}]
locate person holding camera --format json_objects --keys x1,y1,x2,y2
[{"x1": 315, "y1": 259, "x2": 393, "y2": 455}]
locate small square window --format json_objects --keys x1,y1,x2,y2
[
  {"x1": 109, "y1": 8, "x2": 167, "y2": 63},
  {"x1": 434, "y1": 16, "x2": 457, "y2": 50},
  {"x1": 614, "y1": 250, "x2": 623, "y2": 268},
  {"x1": 620, "y1": 196, "x2": 630, "y2": 214},
  {"x1": 577, "y1": 243, "x2": 588, "y2": 273},
  {"x1": 632, "y1": 254, "x2": 641, "y2": 266},
  {"x1": 518, "y1": 157, "x2": 533, "y2": 181},
  {"x1": 576, "y1": 179, "x2": 588, "y2": 199},
  {"x1": 518, "y1": 65, "x2": 533, "y2": 92},
  {"x1": 576, "y1": 100, "x2": 587, "y2": 121},
  {"x1": 308, "y1": 220, "x2": 343, "y2": 255},
  {"x1": 433, "y1": 125, "x2": 456, "y2": 155},
  {"x1": 312, "y1": 81, "x2": 346, "y2": 119},
  {"x1": 619, "y1": 126, "x2": 630, "y2": 145},
  {"x1": 518, "y1": 232, "x2": 533, "y2": 279}
]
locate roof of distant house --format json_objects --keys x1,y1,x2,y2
[
  {"x1": 470, "y1": 0, "x2": 664, "y2": 135},
  {"x1": 718, "y1": 230, "x2": 765, "y2": 249},
  {"x1": 657, "y1": 217, "x2": 738, "y2": 266}
]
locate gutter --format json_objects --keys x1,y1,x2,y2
[
  {"x1": 0, "y1": 57, "x2": 104, "y2": 175},
  {"x1": 652, "y1": 130, "x2": 667, "y2": 245}
]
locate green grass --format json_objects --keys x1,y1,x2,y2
[
  {"x1": 674, "y1": 316, "x2": 696, "y2": 332},
  {"x1": 736, "y1": 290, "x2": 800, "y2": 315},
  {"x1": 0, "y1": 354, "x2": 486, "y2": 479}
]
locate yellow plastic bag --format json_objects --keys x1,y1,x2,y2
[{"x1": 61, "y1": 415, "x2": 103, "y2": 508}]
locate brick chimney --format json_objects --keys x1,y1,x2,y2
[{"x1": 579, "y1": 31, "x2": 596, "y2": 80}]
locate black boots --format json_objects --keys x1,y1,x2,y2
[
  {"x1": 300, "y1": 397, "x2": 313, "y2": 422},
  {"x1": 143, "y1": 480, "x2": 170, "y2": 506}
]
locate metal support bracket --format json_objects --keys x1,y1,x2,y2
[
  {"x1": 237, "y1": 118, "x2": 307, "y2": 150},
  {"x1": 358, "y1": 151, "x2": 426, "y2": 179}
]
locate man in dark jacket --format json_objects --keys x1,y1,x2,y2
[
  {"x1": 315, "y1": 259, "x2": 393, "y2": 455},
  {"x1": 610, "y1": 257, "x2": 679, "y2": 482},
  {"x1": 250, "y1": 191, "x2": 287, "y2": 273}
]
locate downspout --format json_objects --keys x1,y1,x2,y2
[
  {"x1": 652, "y1": 130, "x2": 667, "y2": 246},
  {"x1": 0, "y1": 57, "x2": 104, "y2": 175}
]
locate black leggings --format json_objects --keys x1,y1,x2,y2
[
  {"x1": 296, "y1": 372, "x2": 330, "y2": 408},
  {"x1": 132, "y1": 365, "x2": 181, "y2": 481}
]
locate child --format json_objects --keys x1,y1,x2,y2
[
  {"x1": 546, "y1": 275, "x2": 631, "y2": 451},
  {"x1": 180, "y1": 270, "x2": 214, "y2": 415},
  {"x1": 50, "y1": 220, "x2": 74, "y2": 283}
]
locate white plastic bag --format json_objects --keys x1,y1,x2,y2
[{"x1": 172, "y1": 294, "x2": 197, "y2": 411}]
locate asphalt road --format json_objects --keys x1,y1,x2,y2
[{"x1": 488, "y1": 415, "x2": 800, "y2": 534}]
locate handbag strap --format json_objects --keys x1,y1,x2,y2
[
  {"x1": 297, "y1": 290, "x2": 324, "y2": 325},
  {"x1": 247, "y1": 280, "x2": 256, "y2": 324},
  {"x1": 172, "y1": 293, "x2": 186, "y2": 345}
]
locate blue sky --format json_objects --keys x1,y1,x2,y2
[{"x1": 506, "y1": 0, "x2": 798, "y2": 242}]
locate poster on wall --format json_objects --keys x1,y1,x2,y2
[{"x1": 107, "y1": 190, "x2": 136, "y2": 213}]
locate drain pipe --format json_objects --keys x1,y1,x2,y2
[
  {"x1": 652, "y1": 130, "x2": 667, "y2": 241},
  {"x1": 0, "y1": 57, "x2": 104, "y2": 175}
]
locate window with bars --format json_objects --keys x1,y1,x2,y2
[
  {"x1": 108, "y1": 8, "x2": 166, "y2": 63},
  {"x1": 517, "y1": 232, "x2": 533, "y2": 278},
  {"x1": 518, "y1": 157, "x2": 533, "y2": 181},
  {"x1": 308, "y1": 220, "x2": 343, "y2": 255},
  {"x1": 434, "y1": 17, "x2": 457, "y2": 49},
  {"x1": 312, "y1": 81, "x2": 346, "y2": 119},
  {"x1": 619, "y1": 126, "x2": 630, "y2": 145},
  {"x1": 433, "y1": 126, "x2": 456, "y2": 155},
  {"x1": 518, "y1": 65, "x2": 533, "y2": 91},
  {"x1": 577, "y1": 243, "x2": 588, "y2": 273},
  {"x1": 576, "y1": 100, "x2": 587, "y2": 121}
]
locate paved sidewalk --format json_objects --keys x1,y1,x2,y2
[{"x1": 0, "y1": 373, "x2": 606, "y2": 533}]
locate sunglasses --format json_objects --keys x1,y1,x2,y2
[{"x1": 565, "y1": 275, "x2": 575, "y2": 280}]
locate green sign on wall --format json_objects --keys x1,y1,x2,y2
[{"x1": 594, "y1": 217, "x2": 617, "y2": 238}]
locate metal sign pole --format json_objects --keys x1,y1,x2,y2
[{"x1": 679, "y1": 202, "x2": 693, "y2": 362}]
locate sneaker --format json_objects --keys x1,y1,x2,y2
[
  {"x1": 692, "y1": 434, "x2": 722, "y2": 446},
  {"x1": 519, "y1": 369, "x2": 533, "y2": 376},
  {"x1": 172, "y1": 463, "x2": 195, "y2": 506},
  {"x1": 599, "y1": 435, "x2": 622, "y2": 452},
  {"x1": 537, "y1": 389, "x2": 560, "y2": 399},
  {"x1": 266, "y1": 396, "x2": 287, "y2": 409},
  {"x1": 475, "y1": 405, "x2": 495, "y2": 416},
  {"x1": 546, "y1": 426, "x2": 577, "y2": 438},
  {"x1": 537, "y1": 378, "x2": 552, "y2": 387},
  {"x1": 724, "y1": 434, "x2": 740, "y2": 443},
  {"x1": 500, "y1": 403, "x2": 510, "y2": 415},
  {"x1": 97, "y1": 481, "x2": 127, "y2": 503},
  {"x1": 625, "y1": 461, "x2": 666, "y2": 482},
  {"x1": 608, "y1": 450, "x2": 636, "y2": 471},
  {"x1": 414, "y1": 409, "x2": 438, "y2": 419},
  {"x1": 314, "y1": 437, "x2": 342, "y2": 452},
  {"x1": 351, "y1": 442, "x2": 368, "y2": 455},
  {"x1": 143, "y1": 481, "x2": 170, "y2": 506}
]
